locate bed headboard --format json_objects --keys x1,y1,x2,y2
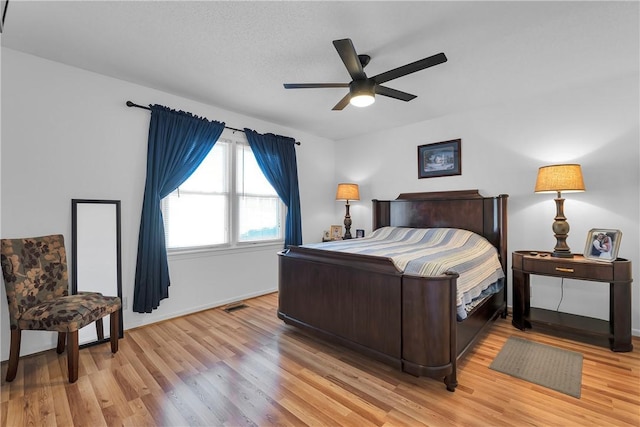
[{"x1": 372, "y1": 190, "x2": 508, "y2": 273}]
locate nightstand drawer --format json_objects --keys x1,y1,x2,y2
[{"x1": 522, "y1": 258, "x2": 613, "y2": 280}]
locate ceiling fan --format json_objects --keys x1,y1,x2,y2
[{"x1": 283, "y1": 38, "x2": 447, "y2": 110}]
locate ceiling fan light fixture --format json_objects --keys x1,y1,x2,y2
[
  {"x1": 350, "y1": 93, "x2": 375, "y2": 107},
  {"x1": 349, "y1": 79, "x2": 376, "y2": 107},
  {"x1": 283, "y1": 38, "x2": 447, "y2": 110}
]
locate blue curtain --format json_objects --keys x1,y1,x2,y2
[
  {"x1": 244, "y1": 129, "x2": 302, "y2": 248},
  {"x1": 133, "y1": 105, "x2": 225, "y2": 313}
]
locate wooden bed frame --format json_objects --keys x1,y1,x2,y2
[{"x1": 277, "y1": 189, "x2": 508, "y2": 391}]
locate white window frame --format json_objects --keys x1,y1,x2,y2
[{"x1": 162, "y1": 131, "x2": 285, "y2": 255}]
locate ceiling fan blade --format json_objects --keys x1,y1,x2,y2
[
  {"x1": 372, "y1": 52, "x2": 447, "y2": 84},
  {"x1": 375, "y1": 85, "x2": 417, "y2": 102},
  {"x1": 332, "y1": 93, "x2": 352, "y2": 111},
  {"x1": 284, "y1": 83, "x2": 349, "y2": 89},
  {"x1": 333, "y1": 39, "x2": 367, "y2": 81}
]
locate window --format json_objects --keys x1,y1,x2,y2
[{"x1": 161, "y1": 135, "x2": 284, "y2": 251}]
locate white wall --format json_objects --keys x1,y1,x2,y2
[
  {"x1": 336, "y1": 73, "x2": 640, "y2": 335},
  {"x1": 0, "y1": 48, "x2": 336, "y2": 360}
]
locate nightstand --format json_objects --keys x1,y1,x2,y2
[{"x1": 512, "y1": 251, "x2": 633, "y2": 352}]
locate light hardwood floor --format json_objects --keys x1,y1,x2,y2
[{"x1": 2, "y1": 292, "x2": 639, "y2": 426}]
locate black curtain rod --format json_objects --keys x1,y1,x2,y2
[{"x1": 126, "y1": 101, "x2": 300, "y2": 145}]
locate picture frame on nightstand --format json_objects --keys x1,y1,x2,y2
[
  {"x1": 330, "y1": 225, "x2": 343, "y2": 240},
  {"x1": 583, "y1": 228, "x2": 622, "y2": 262}
]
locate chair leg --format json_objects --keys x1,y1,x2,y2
[
  {"x1": 5, "y1": 329, "x2": 22, "y2": 382},
  {"x1": 96, "y1": 318, "x2": 104, "y2": 341},
  {"x1": 67, "y1": 330, "x2": 79, "y2": 383},
  {"x1": 57, "y1": 332, "x2": 66, "y2": 353},
  {"x1": 110, "y1": 310, "x2": 119, "y2": 353}
]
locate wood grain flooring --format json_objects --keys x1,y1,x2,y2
[{"x1": 2, "y1": 292, "x2": 639, "y2": 426}]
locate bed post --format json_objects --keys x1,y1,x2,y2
[
  {"x1": 444, "y1": 271, "x2": 459, "y2": 392},
  {"x1": 372, "y1": 199, "x2": 390, "y2": 230},
  {"x1": 499, "y1": 194, "x2": 509, "y2": 318}
]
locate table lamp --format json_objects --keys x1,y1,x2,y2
[
  {"x1": 534, "y1": 164, "x2": 585, "y2": 258},
  {"x1": 336, "y1": 183, "x2": 360, "y2": 239}
]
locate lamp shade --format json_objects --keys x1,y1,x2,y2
[
  {"x1": 534, "y1": 164, "x2": 585, "y2": 193},
  {"x1": 336, "y1": 183, "x2": 360, "y2": 201}
]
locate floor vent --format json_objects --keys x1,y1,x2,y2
[{"x1": 223, "y1": 301, "x2": 248, "y2": 313}]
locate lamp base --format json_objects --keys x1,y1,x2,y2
[
  {"x1": 343, "y1": 202, "x2": 353, "y2": 240},
  {"x1": 551, "y1": 196, "x2": 573, "y2": 258},
  {"x1": 551, "y1": 251, "x2": 574, "y2": 258}
]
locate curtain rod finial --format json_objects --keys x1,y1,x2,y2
[{"x1": 126, "y1": 100, "x2": 151, "y2": 111}]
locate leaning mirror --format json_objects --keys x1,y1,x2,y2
[{"x1": 71, "y1": 199, "x2": 123, "y2": 346}]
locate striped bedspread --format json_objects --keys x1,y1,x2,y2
[{"x1": 303, "y1": 227, "x2": 504, "y2": 319}]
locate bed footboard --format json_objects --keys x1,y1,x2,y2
[
  {"x1": 278, "y1": 248, "x2": 464, "y2": 390},
  {"x1": 278, "y1": 249, "x2": 404, "y2": 365}
]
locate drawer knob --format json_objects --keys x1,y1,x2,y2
[{"x1": 555, "y1": 267, "x2": 574, "y2": 273}]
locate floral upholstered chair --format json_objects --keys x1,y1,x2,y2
[{"x1": 1, "y1": 234, "x2": 121, "y2": 383}]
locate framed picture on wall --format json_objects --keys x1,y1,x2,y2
[
  {"x1": 330, "y1": 225, "x2": 343, "y2": 240},
  {"x1": 418, "y1": 139, "x2": 461, "y2": 179},
  {"x1": 583, "y1": 228, "x2": 622, "y2": 262}
]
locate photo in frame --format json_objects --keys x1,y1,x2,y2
[
  {"x1": 356, "y1": 229, "x2": 365, "y2": 238},
  {"x1": 330, "y1": 225, "x2": 343, "y2": 240},
  {"x1": 583, "y1": 228, "x2": 622, "y2": 262},
  {"x1": 418, "y1": 139, "x2": 461, "y2": 179}
]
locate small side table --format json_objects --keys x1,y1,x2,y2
[{"x1": 512, "y1": 251, "x2": 633, "y2": 352}]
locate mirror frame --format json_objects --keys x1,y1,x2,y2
[{"x1": 71, "y1": 199, "x2": 123, "y2": 347}]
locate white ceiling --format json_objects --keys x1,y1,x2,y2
[{"x1": 2, "y1": 1, "x2": 638, "y2": 141}]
